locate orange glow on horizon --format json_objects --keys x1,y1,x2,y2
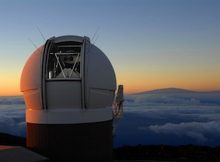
[
  {"x1": 0, "y1": 68, "x2": 219, "y2": 96},
  {"x1": 0, "y1": 81, "x2": 22, "y2": 96},
  {"x1": 117, "y1": 72, "x2": 220, "y2": 94},
  {"x1": 0, "y1": 69, "x2": 22, "y2": 96},
  {"x1": 0, "y1": 81, "x2": 220, "y2": 96}
]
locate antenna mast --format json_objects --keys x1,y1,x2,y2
[
  {"x1": 36, "y1": 26, "x2": 46, "y2": 41},
  {"x1": 28, "y1": 38, "x2": 37, "y2": 49}
]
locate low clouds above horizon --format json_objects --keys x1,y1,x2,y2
[
  {"x1": 126, "y1": 90, "x2": 220, "y2": 106},
  {"x1": 0, "y1": 96, "x2": 24, "y2": 105}
]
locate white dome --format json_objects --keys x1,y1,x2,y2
[{"x1": 20, "y1": 35, "x2": 116, "y2": 124}]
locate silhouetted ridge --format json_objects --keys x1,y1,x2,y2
[
  {"x1": 147, "y1": 88, "x2": 194, "y2": 94},
  {"x1": 134, "y1": 88, "x2": 220, "y2": 95}
]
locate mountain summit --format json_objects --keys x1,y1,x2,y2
[{"x1": 135, "y1": 88, "x2": 195, "y2": 95}]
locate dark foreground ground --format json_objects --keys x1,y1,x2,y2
[
  {"x1": 0, "y1": 132, "x2": 25, "y2": 147},
  {"x1": 114, "y1": 145, "x2": 220, "y2": 162},
  {"x1": 0, "y1": 133, "x2": 220, "y2": 162}
]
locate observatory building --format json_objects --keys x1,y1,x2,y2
[{"x1": 20, "y1": 35, "x2": 119, "y2": 161}]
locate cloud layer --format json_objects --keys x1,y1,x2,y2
[
  {"x1": 114, "y1": 91, "x2": 220, "y2": 147},
  {"x1": 0, "y1": 96, "x2": 24, "y2": 105},
  {"x1": 1, "y1": 94, "x2": 220, "y2": 148},
  {"x1": 148, "y1": 121, "x2": 220, "y2": 143},
  {"x1": 0, "y1": 97, "x2": 25, "y2": 137}
]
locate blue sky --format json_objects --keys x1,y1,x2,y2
[{"x1": 0, "y1": 0, "x2": 219, "y2": 95}]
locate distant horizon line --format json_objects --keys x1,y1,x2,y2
[{"x1": 1, "y1": 87, "x2": 220, "y2": 97}]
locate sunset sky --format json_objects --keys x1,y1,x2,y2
[{"x1": 0, "y1": 0, "x2": 219, "y2": 96}]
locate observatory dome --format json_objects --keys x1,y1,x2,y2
[{"x1": 21, "y1": 35, "x2": 116, "y2": 124}]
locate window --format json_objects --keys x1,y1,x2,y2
[{"x1": 47, "y1": 42, "x2": 81, "y2": 79}]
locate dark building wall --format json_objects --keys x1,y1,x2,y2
[{"x1": 27, "y1": 120, "x2": 113, "y2": 162}]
